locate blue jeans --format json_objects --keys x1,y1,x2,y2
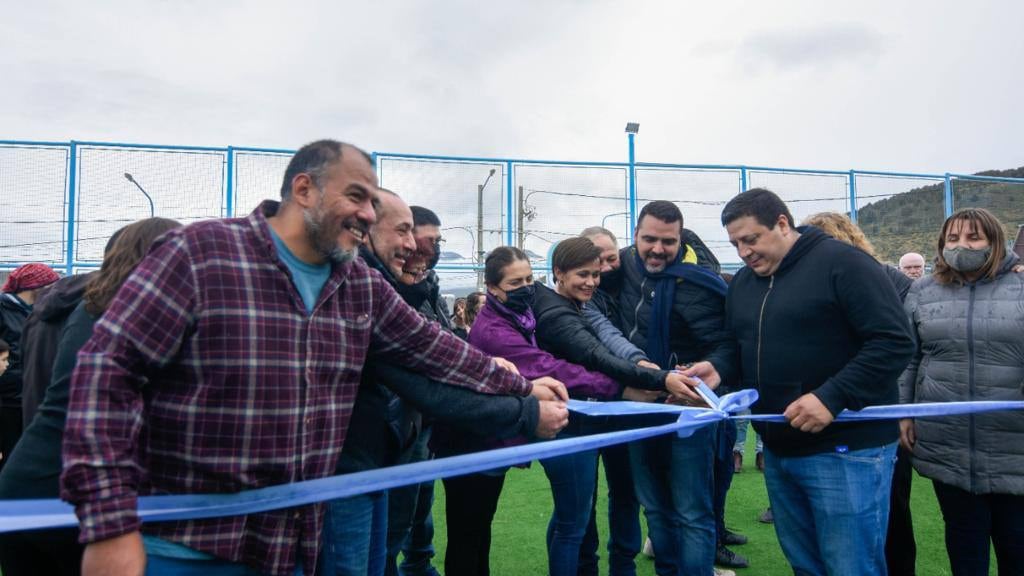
[
  {"x1": 629, "y1": 426, "x2": 716, "y2": 576},
  {"x1": 579, "y1": 442, "x2": 642, "y2": 576},
  {"x1": 146, "y1": 556, "x2": 301, "y2": 575},
  {"x1": 397, "y1": 480, "x2": 440, "y2": 576},
  {"x1": 320, "y1": 491, "x2": 388, "y2": 576},
  {"x1": 714, "y1": 420, "x2": 738, "y2": 543},
  {"x1": 540, "y1": 445, "x2": 599, "y2": 576},
  {"x1": 764, "y1": 442, "x2": 897, "y2": 576},
  {"x1": 733, "y1": 411, "x2": 762, "y2": 454}
]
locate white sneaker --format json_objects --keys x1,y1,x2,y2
[
  {"x1": 641, "y1": 536, "x2": 655, "y2": 558},
  {"x1": 714, "y1": 568, "x2": 736, "y2": 576}
]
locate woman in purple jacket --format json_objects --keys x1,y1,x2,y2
[{"x1": 462, "y1": 246, "x2": 653, "y2": 576}]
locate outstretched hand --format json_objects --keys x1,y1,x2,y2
[
  {"x1": 492, "y1": 357, "x2": 520, "y2": 375},
  {"x1": 535, "y1": 400, "x2": 569, "y2": 439}
]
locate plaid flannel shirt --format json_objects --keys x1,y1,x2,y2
[{"x1": 61, "y1": 201, "x2": 531, "y2": 576}]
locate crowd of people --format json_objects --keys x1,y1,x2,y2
[{"x1": 0, "y1": 138, "x2": 1021, "y2": 576}]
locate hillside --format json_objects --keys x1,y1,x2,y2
[{"x1": 857, "y1": 167, "x2": 1024, "y2": 264}]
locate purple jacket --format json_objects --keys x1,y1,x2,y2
[{"x1": 471, "y1": 295, "x2": 620, "y2": 400}]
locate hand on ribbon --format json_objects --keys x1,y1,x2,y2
[
  {"x1": 535, "y1": 400, "x2": 569, "y2": 439},
  {"x1": 783, "y1": 393, "x2": 834, "y2": 433}
]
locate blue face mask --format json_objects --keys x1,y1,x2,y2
[{"x1": 503, "y1": 283, "x2": 536, "y2": 314}]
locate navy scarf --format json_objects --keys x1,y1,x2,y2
[{"x1": 634, "y1": 249, "x2": 727, "y2": 368}]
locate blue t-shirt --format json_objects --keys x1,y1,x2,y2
[{"x1": 268, "y1": 228, "x2": 331, "y2": 313}]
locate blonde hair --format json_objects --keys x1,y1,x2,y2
[{"x1": 802, "y1": 212, "x2": 876, "y2": 260}]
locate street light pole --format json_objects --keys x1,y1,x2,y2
[
  {"x1": 624, "y1": 122, "x2": 639, "y2": 240},
  {"x1": 477, "y1": 168, "x2": 496, "y2": 290},
  {"x1": 123, "y1": 172, "x2": 155, "y2": 217}
]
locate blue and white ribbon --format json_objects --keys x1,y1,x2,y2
[{"x1": 2, "y1": 390, "x2": 1022, "y2": 533}]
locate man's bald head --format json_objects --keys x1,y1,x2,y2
[
  {"x1": 899, "y1": 252, "x2": 926, "y2": 279},
  {"x1": 368, "y1": 189, "x2": 416, "y2": 278}
]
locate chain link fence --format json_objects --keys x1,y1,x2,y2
[{"x1": 2, "y1": 140, "x2": 1022, "y2": 295}]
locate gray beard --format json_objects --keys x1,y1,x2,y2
[{"x1": 303, "y1": 204, "x2": 357, "y2": 265}]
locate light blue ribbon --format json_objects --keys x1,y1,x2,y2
[{"x1": 3, "y1": 390, "x2": 1023, "y2": 533}]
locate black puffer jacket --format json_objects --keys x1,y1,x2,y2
[
  {"x1": 532, "y1": 283, "x2": 667, "y2": 391},
  {"x1": 19, "y1": 273, "x2": 93, "y2": 427}
]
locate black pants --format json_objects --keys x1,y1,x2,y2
[
  {"x1": 0, "y1": 528, "x2": 83, "y2": 576},
  {"x1": 933, "y1": 480, "x2": 1024, "y2": 576},
  {"x1": 885, "y1": 446, "x2": 916, "y2": 575},
  {"x1": 442, "y1": 472, "x2": 506, "y2": 576},
  {"x1": 0, "y1": 405, "x2": 23, "y2": 474}
]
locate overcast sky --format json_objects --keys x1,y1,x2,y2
[{"x1": 3, "y1": 0, "x2": 1022, "y2": 175}]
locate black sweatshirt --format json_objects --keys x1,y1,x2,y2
[{"x1": 726, "y1": 226, "x2": 914, "y2": 456}]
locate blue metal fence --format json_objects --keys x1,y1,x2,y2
[{"x1": 2, "y1": 139, "x2": 1022, "y2": 293}]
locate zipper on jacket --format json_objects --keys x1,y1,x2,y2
[
  {"x1": 967, "y1": 283, "x2": 977, "y2": 492},
  {"x1": 628, "y1": 277, "x2": 647, "y2": 343},
  {"x1": 756, "y1": 275, "x2": 775, "y2": 390}
]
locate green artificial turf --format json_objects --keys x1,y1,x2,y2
[{"x1": 423, "y1": 431, "x2": 996, "y2": 575}]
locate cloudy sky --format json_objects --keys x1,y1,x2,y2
[
  {"x1": 3, "y1": 0, "x2": 1022, "y2": 174},
  {"x1": 2, "y1": 1, "x2": 1022, "y2": 283}
]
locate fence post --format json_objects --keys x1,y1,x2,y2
[
  {"x1": 739, "y1": 166, "x2": 747, "y2": 194},
  {"x1": 943, "y1": 173, "x2": 953, "y2": 217},
  {"x1": 627, "y1": 132, "x2": 637, "y2": 240},
  {"x1": 65, "y1": 141, "x2": 78, "y2": 275},
  {"x1": 848, "y1": 170, "x2": 858, "y2": 223},
  {"x1": 505, "y1": 161, "x2": 514, "y2": 246},
  {"x1": 225, "y1": 146, "x2": 234, "y2": 218}
]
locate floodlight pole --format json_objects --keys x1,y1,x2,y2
[
  {"x1": 625, "y1": 122, "x2": 640, "y2": 240},
  {"x1": 477, "y1": 168, "x2": 496, "y2": 290}
]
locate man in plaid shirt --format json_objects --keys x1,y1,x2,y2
[{"x1": 60, "y1": 140, "x2": 568, "y2": 576}]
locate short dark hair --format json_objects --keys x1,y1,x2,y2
[
  {"x1": 280, "y1": 139, "x2": 373, "y2": 200},
  {"x1": 411, "y1": 206, "x2": 441, "y2": 228},
  {"x1": 721, "y1": 188, "x2": 795, "y2": 229},
  {"x1": 637, "y1": 200, "x2": 683, "y2": 229},
  {"x1": 0, "y1": 338, "x2": 9, "y2": 354},
  {"x1": 551, "y1": 237, "x2": 602, "y2": 274},
  {"x1": 484, "y1": 246, "x2": 530, "y2": 287}
]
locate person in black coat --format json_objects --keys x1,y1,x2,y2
[
  {"x1": 324, "y1": 192, "x2": 565, "y2": 576},
  {"x1": 723, "y1": 189, "x2": 913, "y2": 575},
  {"x1": 0, "y1": 263, "x2": 60, "y2": 473},
  {"x1": 18, "y1": 228, "x2": 124, "y2": 429},
  {"x1": 0, "y1": 217, "x2": 181, "y2": 576},
  {"x1": 611, "y1": 201, "x2": 737, "y2": 576}
]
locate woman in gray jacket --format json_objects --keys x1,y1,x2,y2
[{"x1": 898, "y1": 207, "x2": 1024, "y2": 576}]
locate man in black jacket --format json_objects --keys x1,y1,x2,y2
[
  {"x1": 721, "y1": 188, "x2": 913, "y2": 575},
  {"x1": 616, "y1": 201, "x2": 737, "y2": 576},
  {"x1": 386, "y1": 205, "x2": 448, "y2": 576},
  {"x1": 324, "y1": 191, "x2": 567, "y2": 576}
]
